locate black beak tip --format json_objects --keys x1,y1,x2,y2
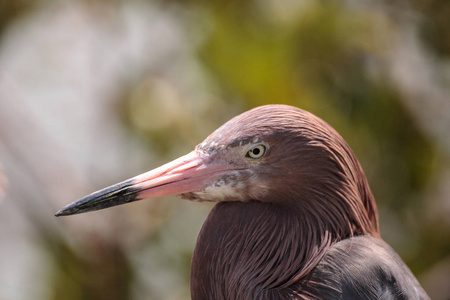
[
  {"x1": 54, "y1": 179, "x2": 138, "y2": 218},
  {"x1": 54, "y1": 210, "x2": 66, "y2": 217},
  {"x1": 54, "y1": 204, "x2": 79, "y2": 217}
]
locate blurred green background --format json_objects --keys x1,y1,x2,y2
[{"x1": 0, "y1": 0, "x2": 449, "y2": 299}]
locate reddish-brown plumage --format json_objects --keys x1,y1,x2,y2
[
  {"x1": 56, "y1": 105, "x2": 429, "y2": 299},
  {"x1": 190, "y1": 105, "x2": 381, "y2": 299}
]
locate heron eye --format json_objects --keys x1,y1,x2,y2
[{"x1": 246, "y1": 144, "x2": 266, "y2": 159}]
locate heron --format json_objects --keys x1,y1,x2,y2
[{"x1": 56, "y1": 104, "x2": 429, "y2": 299}]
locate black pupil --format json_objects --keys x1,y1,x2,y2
[{"x1": 252, "y1": 148, "x2": 260, "y2": 155}]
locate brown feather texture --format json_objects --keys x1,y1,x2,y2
[
  {"x1": 190, "y1": 105, "x2": 427, "y2": 299},
  {"x1": 191, "y1": 105, "x2": 387, "y2": 299}
]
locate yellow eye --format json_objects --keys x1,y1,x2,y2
[{"x1": 246, "y1": 144, "x2": 266, "y2": 159}]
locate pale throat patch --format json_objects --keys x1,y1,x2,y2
[
  {"x1": 187, "y1": 170, "x2": 270, "y2": 202},
  {"x1": 192, "y1": 171, "x2": 247, "y2": 202}
]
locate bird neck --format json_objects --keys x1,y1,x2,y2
[{"x1": 190, "y1": 201, "x2": 343, "y2": 299}]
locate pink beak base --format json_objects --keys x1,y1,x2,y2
[{"x1": 55, "y1": 151, "x2": 226, "y2": 216}]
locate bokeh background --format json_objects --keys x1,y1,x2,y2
[{"x1": 0, "y1": 0, "x2": 449, "y2": 299}]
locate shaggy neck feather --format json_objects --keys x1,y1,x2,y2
[{"x1": 190, "y1": 200, "x2": 350, "y2": 299}]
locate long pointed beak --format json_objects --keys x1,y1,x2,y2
[{"x1": 55, "y1": 151, "x2": 222, "y2": 216}]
